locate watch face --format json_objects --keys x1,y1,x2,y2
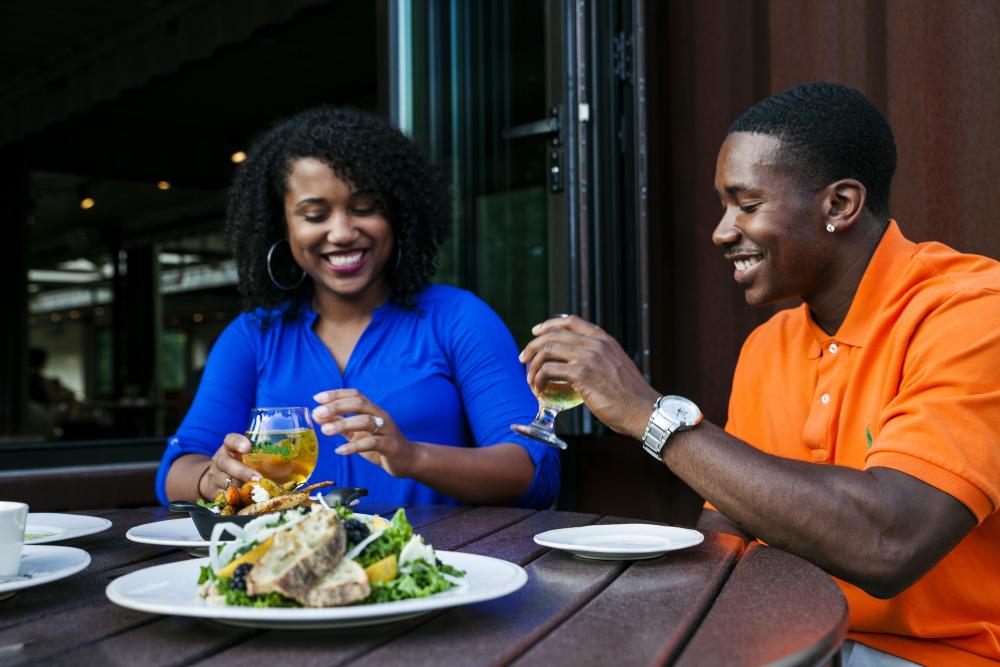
[{"x1": 660, "y1": 396, "x2": 702, "y2": 426}]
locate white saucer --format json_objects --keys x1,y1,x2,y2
[
  {"x1": 533, "y1": 523, "x2": 704, "y2": 560},
  {"x1": 126, "y1": 518, "x2": 209, "y2": 555},
  {"x1": 0, "y1": 545, "x2": 91, "y2": 597},
  {"x1": 26, "y1": 513, "x2": 112, "y2": 544}
]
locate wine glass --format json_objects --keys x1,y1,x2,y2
[
  {"x1": 242, "y1": 407, "x2": 319, "y2": 485},
  {"x1": 511, "y1": 379, "x2": 584, "y2": 450}
]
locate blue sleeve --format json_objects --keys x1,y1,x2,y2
[
  {"x1": 435, "y1": 290, "x2": 560, "y2": 509},
  {"x1": 155, "y1": 315, "x2": 260, "y2": 505}
]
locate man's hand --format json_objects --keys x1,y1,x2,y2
[{"x1": 519, "y1": 315, "x2": 660, "y2": 439}]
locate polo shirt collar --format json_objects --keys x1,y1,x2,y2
[{"x1": 806, "y1": 220, "x2": 916, "y2": 349}]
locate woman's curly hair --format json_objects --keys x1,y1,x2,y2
[{"x1": 224, "y1": 106, "x2": 451, "y2": 318}]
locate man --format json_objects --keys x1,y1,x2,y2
[{"x1": 520, "y1": 82, "x2": 999, "y2": 666}]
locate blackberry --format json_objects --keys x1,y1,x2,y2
[
  {"x1": 344, "y1": 518, "x2": 370, "y2": 545},
  {"x1": 230, "y1": 563, "x2": 253, "y2": 591}
]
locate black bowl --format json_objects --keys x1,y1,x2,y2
[{"x1": 169, "y1": 486, "x2": 368, "y2": 540}]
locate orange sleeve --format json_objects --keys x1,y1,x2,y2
[{"x1": 866, "y1": 293, "x2": 1000, "y2": 522}]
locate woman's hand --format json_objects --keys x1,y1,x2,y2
[
  {"x1": 518, "y1": 315, "x2": 660, "y2": 439},
  {"x1": 200, "y1": 433, "x2": 261, "y2": 500},
  {"x1": 312, "y1": 389, "x2": 419, "y2": 478}
]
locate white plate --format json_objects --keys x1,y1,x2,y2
[
  {"x1": 126, "y1": 513, "x2": 390, "y2": 554},
  {"x1": 534, "y1": 523, "x2": 704, "y2": 560},
  {"x1": 126, "y1": 517, "x2": 209, "y2": 550},
  {"x1": 106, "y1": 551, "x2": 526, "y2": 629},
  {"x1": 25, "y1": 513, "x2": 112, "y2": 544},
  {"x1": 0, "y1": 545, "x2": 91, "y2": 596}
]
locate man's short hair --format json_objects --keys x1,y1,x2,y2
[{"x1": 728, "y1": 82, "x2": 897, "y2": 217}]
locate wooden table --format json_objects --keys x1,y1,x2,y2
[{"x1": 0, "y1": 505, "x2": 848, "y2": 666}]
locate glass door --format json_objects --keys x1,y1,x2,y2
[{"x1": 388, "y1": 0, "x2": 650, "y2": 418}]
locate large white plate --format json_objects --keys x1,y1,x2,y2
[
  {"x1": 534, "y1": 523, "x2": 703, "y2": 560},
  {"x1": 0, "y1": 545, "x2": 91, "y2": 596},
  {"x1": 25, "y1": 513, "x2": 112, "y2": 544},
  {"x1": 106, "y1": 551, "x2": 527, "y2": 629}
]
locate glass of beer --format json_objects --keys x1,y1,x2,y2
[
  {"x1": 511, "y1": 379, "x2": 584, "y2": 450},
  {"x1": 242, "y1": 407, "x2": 319, "y2": 485}
]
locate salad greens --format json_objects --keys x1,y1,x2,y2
[
  {"x1": 196, "y1": 497, "x2": 223, "y2": 511},
  {"x1": 200, "y1": 505, "x2": 464, "y2": 609},
  {"x1": 366, "y1": 558, "x2": 462, "y2": 604},
  {"x1": 354, "y1": 508, "x2": 413, "y2": 568}
]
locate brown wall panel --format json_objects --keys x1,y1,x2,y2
[{"x1": 886, "y1": 0, "x2": 1000, "y2": 256}]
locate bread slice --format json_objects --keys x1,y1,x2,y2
[
  {"x1": 246, "y1": 509, "x2": 346, "y2": 602},
  {"x1": 301, "y1": 557, "x2": 371, "y2": 607}
]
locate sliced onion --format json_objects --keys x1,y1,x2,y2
[{"x1": 345, "y1": 528, "x2": 385, "y2": 561}]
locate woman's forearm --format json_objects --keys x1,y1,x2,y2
[
  {"x1": 407, "y1": 442, "x2": 536, "y2": 505},
  {"x1": 165, "y1": 453, "x2": 211, "y2": 502}
]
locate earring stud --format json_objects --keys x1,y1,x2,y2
[{"x1": 826, "y1": 223, "x2": 836, "y2": 233}]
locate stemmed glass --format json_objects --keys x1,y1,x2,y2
[
  {"x1": 511, "y1": 379, "x2": 584, "y2": 450},
  {"x1": 242, "y1": 407, "x2": 319, "y2": 485}
]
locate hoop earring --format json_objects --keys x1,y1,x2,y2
[
  {"x1": 266, "y1": 240, "x2": 307, "y2": 290},
  {"x1": 826, "y1": 223, "x2": 836, "y2": 233},
  {"x1": 393, "y1": 242, "x2": 402, "y2": 272}
]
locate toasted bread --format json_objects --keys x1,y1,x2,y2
[
  {"x1": 246, "y1": 509, "x2": 346, "y2": 602},
  {"x1": 302, "y1": 557, "x2": 370, "y2": 607}
]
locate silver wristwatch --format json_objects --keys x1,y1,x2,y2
[{"x1": 641, "y1": 395, "x2": 703, "y2": 460}]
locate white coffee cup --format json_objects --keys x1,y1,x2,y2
[{"x1": 0, "y1": 502, "x2": 29, "y2": 577}]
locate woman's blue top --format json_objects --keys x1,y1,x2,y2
[{"x1": 155, "y1": 285, "x2": 559, "y2": 509}]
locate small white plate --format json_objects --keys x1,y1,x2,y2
[
  {"x1": 25, "y1": 513, "x2": 112, "y2": 544},
  {"x1": 106, "y1": 550, "x2": 526, "y2": 629},
  {"x1": 126, "y1": 514, "x2": 391, "y2": 557},
  {"x1": 0, "y1": 545, "x2": 91, "y2": 597},
  {"x1": 127, "y1": 517, "x2": 208, "y2": 549},
  {"x1": 534, "y1": 523, "x2": 704, "y2": 560}
]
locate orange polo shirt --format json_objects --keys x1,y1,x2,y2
[{"x1": 724, "y1": 221, "x2": 1000, "y2": 665}]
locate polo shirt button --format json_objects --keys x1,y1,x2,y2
[
  {"x1": 820, "y1": 393, "x2": 831, "y2": 404},
  {"x1": 811, "y1": 450, "x2": 829, "y2": 462},
  {"x1": 828, "y1": 343, "x2": 839, "y2": 354}
]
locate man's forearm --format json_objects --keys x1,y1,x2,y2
[{"x1": 661, "y1": 421, "x2": 959, "y2": 597}]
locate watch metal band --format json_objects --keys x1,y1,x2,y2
[{"x1": 641, "y1": 397, "x2": 674, "y2": 460}]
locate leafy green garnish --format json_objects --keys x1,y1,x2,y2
[
  {"x1": 334, "y1": 504, "x2": 355, "y2": 521},
  {"x1": 196, "y1": 497, "x2": 223, "y2": 511},
  {"x1": 363, "y1": 558, "x2": 463, "y2": 604},
  {"x1": 355, "y1": 508, "x2": 413, "y2": 568}
]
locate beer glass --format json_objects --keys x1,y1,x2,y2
[
  {"x1": 243, "y1": 407, "x2": 319, "y2": 485},
  {"x1": 511, "y1": 379, "x2": 583, "y2": 450}
]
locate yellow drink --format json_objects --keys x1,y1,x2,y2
[
  {"x1": 537, "y1": 380, "x2": 584, "y2": 411},
  {"x1": 242, "y1": 428, "x2": 319, "y2": 485}
]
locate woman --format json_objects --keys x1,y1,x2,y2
[{"x1": 157, "y1": 107, "x2": 559, "y2": 508}]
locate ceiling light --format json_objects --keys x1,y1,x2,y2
[
  {"x1": 193, "y1": 313, "x2": 204, "y2": 322},
  {"x1": 69, "y1": 309, "x2": 81, "y2": 319},
  {"x1": 230, "y1": 151, "x2": 247, "y2": 164},
  {"x1": 95, "y1": 307, "x2": 105, "y2": 317},
  {"x1": 157, "y1": 181, "x2": 171, "y2": 190},
  {"x1": 50, "y1": 313, "x2": 62, "y2": 322},
  {"x1": 80, "y1": 197, "x2": 95, "y2": 210}
]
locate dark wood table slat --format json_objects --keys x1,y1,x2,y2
[
  {"x1": 342, "y1": 551, "x2": 628, "y2": 667},
  {"x1": 675, "y1": 542, "x2": 848, "y2": 667},
  {"x1": 37, "y1": 615, "x2": 257, "y2": 667},
  {"x1": 414, "y1": 506, "x2": 536, "y2": 551},
  {"x1": 510, "y1": 532, "x2": 744, "y2": 667},
  {"x1": 458, "y1": 509, "x2": 600, "y2": 564}
]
